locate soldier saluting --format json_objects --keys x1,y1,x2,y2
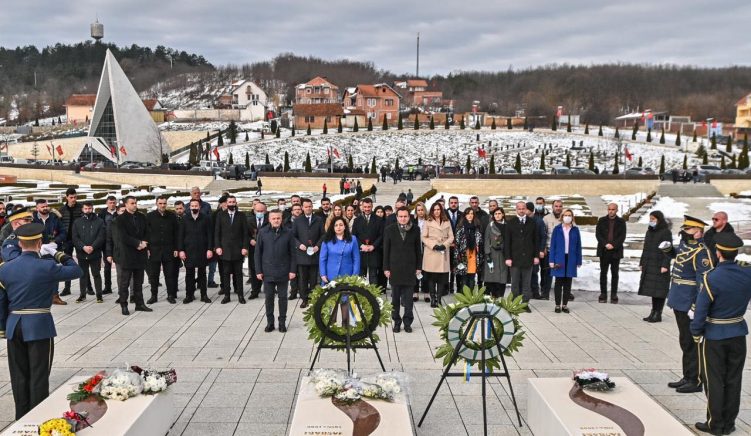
[
  {"x1": 662, "y1": 215, "x2": 714, "y2": 393},
  {"x1": 0, "y1": 223, "x2": 82, "y2": 419},
  {"x1": 691, "y1": 233, "x2": 751, "y2": 435}
]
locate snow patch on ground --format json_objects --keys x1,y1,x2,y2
[
  {"x1": 707, "y1": 201, "x2": 751, "y2": 222},
  {"x1": 639, "y1": 196, "x2": 688, "y2": 224}
]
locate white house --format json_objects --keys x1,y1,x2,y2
[{"x1": 228, "y1": 80, "x2": 268, "y2": 121}]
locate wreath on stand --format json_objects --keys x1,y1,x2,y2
[
  {"x1": 432, "y1": 286, "x2": 527, "y2": 373},
  {"x1": 303, "y1": 275, "x2": 392, "y2": 348}
]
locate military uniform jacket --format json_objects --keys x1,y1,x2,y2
[
  {"x1": 691, "y1": 261, "x2": 751, "y2": 340},
  {"x1": 145, "y1": 210, "x2": 179, "y2": 261},
  {"x1": 666, "y1": 238, "x2": 714, "y2": 312},
  {"x1": 1, "y1": 232, "x2": 20, "y2": 262},
  {"x1": 0, "y1": 252, "x2": 82, "y2": 341}
]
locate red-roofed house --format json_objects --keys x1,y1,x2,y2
[
  {"x1": 293, "y1": 77, "x2": 343, "y2": 129},
  {"x1": 342, "y1": 84, "x2": 401, "y2": 126},
  {"x1": 295, "y1": 76, "x2": 339, "y2": 104},
  {"x1": 394, "y1": 79, "x2": 448, "y2": 110},
  {"x1": 65, "y1": 94, "x2": 166, "y2": 124}
]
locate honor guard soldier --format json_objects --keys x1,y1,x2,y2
[
  {"x1": 691, "y1": 233, "x2": 751, "y2": 435},
  {"x1": 0, "y1": 223, "x2": 82, "y2": 419},
  {"x1": 662, "y1": 215, "x2": 714, "y2": 393}
]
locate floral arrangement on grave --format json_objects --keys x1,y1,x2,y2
[
  {"x1": 303, "y1": 275, "x2": 392, "y2": 349},
  {"x1": 573, "y1": 369, "x2": 616, "y2": 391},
  {"x1": 67, "y1": 366, "x2": 177, "y2": 402},
  {"x1": 432, "y1": 286, "x2": 526, "y2": 374},
  {"x1": 130, "y1": 365, "x2": 178, "y2": 394}
]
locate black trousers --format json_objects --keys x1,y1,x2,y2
[
  {"x1": 247, "y1": 254, "x2": 261, "y2": 293},
  {"x1": 78, "y1": 258, "x2": 102, "y2": 298},
  {"x1": 554, "y1": 277, "x2": 573, "y2": 306},
  {"x1": 221, "y1": 259, "x2": 245, "y2": 296},
  {"x1": 539, "y1": 254, "x2": 552, "y2": 297},
  {"x1": 118, "y1": 267, "x2": 145, "y2": 305},
  {"x1": 147, "y1": 258, "x2": 178, "y2": 298},
  {"x1": 62, "y1": 244, "x2": 75, "y2": 292},
  {"x1": 599, "y1": 255, "x2": 620, "y2": 295},
  {"x1": 652, "y1": 297, "x2": 666, "y2": 312},
  {"x1": 360, "y1": 264, "x2": 380, "y2": 286},
  {"x1": 103, "y1": 257, "x2": 113, "y2": 291},
  {"x1": 297, "y1": 264, "x2": 318, "y2": 301},
  {"x1": 459, "y1": 273, "x2": 476, "y2": 290},
  {"x1": 391, "y1": 285, "x2": 414, "y2": 327},
  {"x1": 8, "y1": 325, "x2": 53, "y2": 420},
  {"x1": 185, "y1": 266, "x2": 207, "y2": 298},
  {"x1": 674, "y1": 310, "x2": 699, "y2": 384},
  {"x1": 699, "y1": 337, "x2": 746, "y2": 432},
  {"x1": 425, "y1": 272, "x2": 448, "y2": 301},
  {"x1": 264, "y1": 280, "x2": 289, "y2": 325},
  {"x1": 485, "y1": 282, "x2": 506, "y2": 298}
]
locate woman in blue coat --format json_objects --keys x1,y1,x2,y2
[
  {"x1": 319, "y1": 216, "x2": 361, "y2": 284},
  {"x1": 548, "y1": 209, "x2": 582, "y2": 313}
]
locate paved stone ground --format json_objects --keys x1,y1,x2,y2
[{"x1": 0, "y1": 273, "x2": 748, "y2": 436}]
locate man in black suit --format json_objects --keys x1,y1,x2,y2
[
  {"x1": 351, "y1": 198, "x2": 384, "y2": 285},
  {"x1": 383, "y1": 207, "x2": 422, "y2": 333},
  {"x1": 291, "y1": 198, "x2": 324, "y2": 308},
  {"x1": 503, "y1": 201, "x2": 539, "y2": 312},
  {"x1": 446, "y1": 196, "x2": 464, "y2": 292},
  {"x1": 214, "y1": 195, "x2": 249, "y2": 304},
  {"x1": 384, "y1": 198, "x2": 407, "y2": 227},
  {"x1": 146, "y1": 195, "x2": 180, "y2": 304},
  {"x1": 178, "y1": 199, "x2": 213, "y2": 304},
  {"x1": 595, "y1": 203, "x2": 627, "y2": 304},
  {"x1": 247, "y1": 201, "x2": 268, "y2": 298},
  {"x1": 98, "y1": 195, "x2": 118, "y2": 294},
  {"x1": 209, "y1": 196, "x2": 228, "y2": 290},
  {"x1": 72, "y1": 201, "x2": 105, "y2": 303},
  {"x1": 114, "y1": 196, "x2": 153, "y2": 315},
  {"x1": 256, "y1": 210, "x2": 297, "y2": 332}
]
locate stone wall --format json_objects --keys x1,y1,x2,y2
[
  {"x1": 710, "y1": 179, "x2": 751, "y2": 195},
  {"x1": 0, "y1": 166, "x2": 213, "y2": 189}
]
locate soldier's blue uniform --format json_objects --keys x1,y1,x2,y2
[
  {"x1": 0, "y1": 223, "x2": 82, "y2": 420},
  {"x1": 690, "y1": 233, "x2": 751, "y2": 435},
  {"x1": 665, "y1": 215, "x2": 713, "y2": 393}
]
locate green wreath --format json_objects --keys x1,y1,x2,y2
[
  {"x1": 433, "y1": 286, "x2": 527, "y2": 373},
  {"x1": 303, "y1": 275, "x2": 392, "y2": 349}
]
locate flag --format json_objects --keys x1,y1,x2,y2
[
  {"x1": 556, "y1": 106, "x2": 563, "y2": 117},
  {"x1": 212, "y1": 147, "x2": 220, "y2": 160},
  {"x1": 711, "y1": 119, "x2": 718, "y2": 128},
  {"x1": 624, "y1": 146, "x2": 632, "y2": 161},
  {"x1": 332, "y1": 147, "x2": 340, "y2": 158},
  {"x1": 109, "y1": 145, "x2": 116, "y2": 157},
  {"x1": 46, "y1": 143, "x2": 52, "y2": 157},
  {"x1": 119, "y1": 145, "x2": 127, "y2": 156},
  {"x1": 56, "y1": 144, "x2": 64, "y2": 156}
]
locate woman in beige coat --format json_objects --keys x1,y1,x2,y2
[{"x1": 422, "y1": 201, "x2": 454, "y2": 307}]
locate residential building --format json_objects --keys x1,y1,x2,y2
[
  {"x1": 295, "y1": 76, "x2": 339, "y2": 104},
  {"x1": 293, "y1": 103, "x2": 343, "y2": 130},
  {"x1": 342, "y1": 84, "x2": 401, "y2": 125},
  {"x1": 394, "y1": 79, "x2": 450, "y2": 110},
  {"x1": 65, "y1": 94, "x2": 97, "y2": 124},
  {"x1": 735, "y1": 93, "x2": 751, "y2": 137}
]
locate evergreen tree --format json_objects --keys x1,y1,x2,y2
[
  {"x1": 217, "y1": 132, "x2": 224, "y2": 146},
  {"x1": 566, "y1": 120, "x2": 572, "y2": 133},
  {"x1": 460, "y1": 116, "x2": 465, "y2": 129},
  {"x1": 730, "y1": 154, "x2": 737, "y2": 169},
  {"x1": 631, "y1": 123, "x2": 638, "y2": 140},
  {"x1": 588, "y1": 151, "x2": 595, "y2": 171},
  {"x1": 442, "y1": 154, "x2": 446, "y2": 166},
  {"x1": 696, "y1": 143, "x2": 706, "y2": 157},
  {"x1": 338, "y1": 117, "x2": 343, "y2": 133},
  {"x1": 683, "y1": 154, "x2": 688, "y2": 170},
  {"x1": 353, "y1": 117, "x2": 359, "y2": 132},
  {"x1": 304, "y1": 152, "x2": 312, "y2": 172},
  {"x1": 291, "y1": 127, "x2": 296, "y2": 137},
  {"x1": 245, "y1": 131, "x2": 249, "y2": 141},
  {"x1": 551, "y1": 116, "x2": 557, "y2": 131},
  {"x1": 740, "y1": 143, "x2": 750, "y2": 169},
  {"x1": 205, "y1": 142, "x2": 210, "y2": 160},
  {"x1": 228, "y1": 120, "x2": 238, "y2": 144},
  {"x1": 228, "y1": 153, "x2": 234, "y2": 165},
  {"x1": 507, "y1": 118, "x2": 512, "y2": 129},
  {"x1": 34, "y1": 118, "x2": 39, "y2": 126},
  {"x1": 646, "y1": 129, "x2": 652, "y2": 142},
  {"x1": 637, "y1": 156, "x2": 643, "y2": 167},
  {"x1": 702, "y1": 151, "x2": 709, "y2": 165},
  {"x1": 323, "y1": 118, "x2": 328, "y2": 134},
  {"x1": 614, "y1": 126, "x2": 620, "y2": 139},
  {"x1": 675, "y1": 131, "x2": 681, "y2": 146},
  {"x1": 659, "y1": 128, "x2": 665, "y2": 144},
  {"x1": 283, "y1": 151, "x2": 290, "y2": 172},
  {"x1": 348, "y1": 154, "x2": 354, "y2": 171},
  {"x1": 584, "y1": 123, "x2": 589, "y2": 134},
  {"x1": 565, "y1": 152, "x2": 571, "y2": 168},
  {"x1": 307, "y1": 124, "x2": 311, "y2": 135},
  {"x1": 710, "y1": 133, "x2": 717, "y2": 149},
  {"x1": 444, "y1": 115, "x2": 450, "y2": 130},
  {"x1": 726, "y1": 135, "x2": 733, "y2": 153},
  {"x1": 475, "y1": 118, "x2": 481, "y2": 130},
  {"x1": 659, "y1": 155, "x2": 665, "y2": 174},
  {"x1": 514, "y1": 153, "x2": 522, "y2": 173},
  {"x1": 270, "y1": 119, "x2": 278, "y2": 134},
  {"x1": 395, "y1": 156, "x2": 400, "y2": 170},
  {"x1": 465, "y1": 155, "x2": 472, "y2": 173},
  {"x1": 397, "y1": 112, "x2": 403, "y2": 130},
  {"x1": 491, "y1": 118, "x2": 496, "y2": 130},
  {"x1": 429, "y1": 115, "x2": 435, "y2": 130},
  {"x1": 367, "y1": 117, "x2": 373, "y2": 131},
  {"x1": 261, "y1": 131, "x2": 265, "y2": 139},
  {"x1": 414, "y1": 114, "x2": 420, "y2": 130},
  {"x1": 188, "y1": 143, "x2": 196, "y2": 165},
  {"x1": 265, "y1": 153, "x2": 270, "y2": 165},
  {"x1": 371, "y1": 156, "x2": 376, "y2": 174},
  {"x1": 523, "y1": 117, "x2": 529, "y2": 130},
  {"x1": 382, "y1": 114, "x2": 388, "y2": 130},
  {"x1": 489, "y1": 155, "x2": 496, "y2": 174},
  {"x1": 598, "y1": 124, "x2": 603, "y2": 136},
  {"x1": 540, "y1": 151, "x2": 546, "y2": 170},
  {"x1": 613, "y1": 154, "x2": 620, "y2": 174},
  {"x1": 51, "y1": 119, "x2": 55, "y2": 126},
  {"x1": 720, "y1": 155, "x2": 726, "y2": 169},
  {"x1": 57, "y1": 116, "x2": 62, "y2": 124},
  {"x1": 692, "y1": 129, "x2": 697, "y2": 142},
  {"x1": 418, "y1": 157, "x2": 423, "y2": 165},
  {"x1": 245, "y1": 152, "x2": 250, "y2": 168}
]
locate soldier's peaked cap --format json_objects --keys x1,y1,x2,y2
[
  {"x1": 15, "y1": 222, "x2": 44, "y2": 240},
  {"x1": 8, "y1": 207, "x2": 32, "y2": 222},
  {"x1": 681, "y1": 215, "x2": 708, "y2": 229},
  {"x1": 714, "y1": 232, "x2": 743, "y2": 252}
]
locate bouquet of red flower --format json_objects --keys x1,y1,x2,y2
[{"x1": 67, "y1": 372, "x2": 106, "y2": 402}]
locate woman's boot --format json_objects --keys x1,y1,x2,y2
[
  {"x1": 648, "y1": 311, "x2": 662, "y2": 323},
  {"x1": 642, "y1": 310, "x2": 655, "y2": 322}
]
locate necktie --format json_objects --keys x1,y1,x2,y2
[
  {"x1": 308, "y1": 216, "x2": 312, "y2": 226},
  {"x1": 366, "y1": 214, "x2": 370, "y2": 224},
  {"x1": 229, "y1": 213, "x2": 234, "y2": 224},
  {"x1": 257, "y1": 217, "x2": 262, "y2": 227}
]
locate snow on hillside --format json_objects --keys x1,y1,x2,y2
[{"x1": 144, "y1": 72, "x2": 243, "y2": 109}]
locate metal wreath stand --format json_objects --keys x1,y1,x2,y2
[
  {"x1": 309, "y1": 283, "x2": 386, "y2": 375},
  {"x1": 418, "y1": 303, "x2": 523, "y2": 436}
]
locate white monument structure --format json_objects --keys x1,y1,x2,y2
[{"x1": 80, "y1": 49, "x2": 165, "y2": 165}]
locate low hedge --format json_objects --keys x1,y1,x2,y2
[
  {"x1": 91, "y1": 184, "x2": 122, "y2": 190},
  {"x1": 408, "y1": 189, "x2": 438, "y2": 210},
  {"x1": 623, "y1": 191, "x2": 657, "y2": 221},
  {"x1": 333, "y1": 188, "x2": 374, "y2": 208},
  {"x1": 50, "y1": 184, "x2": 77, "y2": 189}
]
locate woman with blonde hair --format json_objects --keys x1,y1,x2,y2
[
  {"x1": 324, "y1": 204, "x2": 344, "y2": 231},
  {"x1": 548, "y1": 208, "x2": 582, "y2": 313}
]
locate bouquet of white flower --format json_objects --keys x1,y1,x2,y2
[
  {"x1": 99, "y1": 369, "x2": 143, "y2": 401},
  {"x1": 573, "y1": 368, "x2": 616, "y2": 391},
  {"x1": 130, "y1": 366, "x2": 177, "y2": 394},
  {"x1": 308, "y1": 370, "x2": 403, "y2": 404}
]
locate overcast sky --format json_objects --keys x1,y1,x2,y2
[{"x1": 2, "y1": 0, "x2": 749, "y2": 75}]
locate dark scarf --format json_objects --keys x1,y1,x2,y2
[
  {"x1": 463, "y1": 221, "x2": 477, "y2": 250},
  {"x1": 398, "y1": 222, "x2": 412, "y2": 240}
]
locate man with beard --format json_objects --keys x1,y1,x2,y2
[
  {"x1": 179, "y1": 199, "x2": 213, "y2": 304},
  {"x1": 208, "y1": 196, "x2": 228, "y2": 289},
  {"x1": 215, "y1": 196, "x2": 249, "y2": 304},
  {"x1": 352, "y1": 198, "x2": 384, "y2": 285},
  {"x1": 145, "y1": 196, "x2": 179, "y2": 304},
  {"x1": 703, "y1": 211, "x2": 735, "y2": 265},
  {"x1": 595, "y1": 203, "x2": 627, "y2": 304},
  {"x1": 58, "y1": 188, "x2": 83, "y2": 297},
  {"x1": 541, "y1": 199, "x2": 563, "y2": 300},
  {"x1": 114, "y1": 196, "x2": 152, "y2": 315},
  {"x1": 72, "y1": 202, "x2": 105, "y2": 303},
  {"x1": 98, "y1": 196, "x2": 118, "y2": 294},
  {"x1": 446, "y1": 196, "x2": 463, "y2": 292},
  {"x1": 315, "y1": 197, "x2": 332, "y2": 219}
]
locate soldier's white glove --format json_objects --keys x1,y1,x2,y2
[
  {"x1": 658, "y1": 241, "x2": 672, "y2": 250},
  {"x1": 40, "y1": 243, "x2": 57, "y2": 257},
  {"x1": 687, "y1": 309, "x2": 695, "y2": 320}
]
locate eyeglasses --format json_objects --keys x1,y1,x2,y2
[{"x1": 712, "y1": 218, "x2": 720, "y2": 221}]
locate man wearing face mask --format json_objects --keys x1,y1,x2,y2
[
  {"x1": 246, "y1": 201, "x2": 268, "y2": 298},
  {"x1": 215, "y1": 196, "x2": 249, "y2": 304},
  {"x1": 662, "y1": 215, "x2": 714, "y2": 394},
  {"x1": 145, "y1": 196, "x2": 180, "y2": 305},
  {"x1": 178, "y1": 199, "x2": 213, "y2": 304},
  {"x1": 208, "y1": 196, "x2": 228, "y2": 289},
  {"x1": 98, "y1": 196, "x2": 118, "y2": 295}
]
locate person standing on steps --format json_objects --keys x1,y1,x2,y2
[
  {"x1": 178, "y1": 199, "x2": 213, "y2": 304},
  {"x1": 638, "y1": 211, "x2": 672, "y2": 323},
  {"x1": 595, "y1": 203, "x2": 626, "y2": 304},
  {"x1": 114, "y1": 196, "x2": 152, "y2": 316}
]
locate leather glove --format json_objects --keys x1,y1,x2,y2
[
  {"x1": 54, "y1": 251, "x2": 73, "y2": 264},
  {"x1": 434, "y1": 244, "x2": 446, "y2": 251}
]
